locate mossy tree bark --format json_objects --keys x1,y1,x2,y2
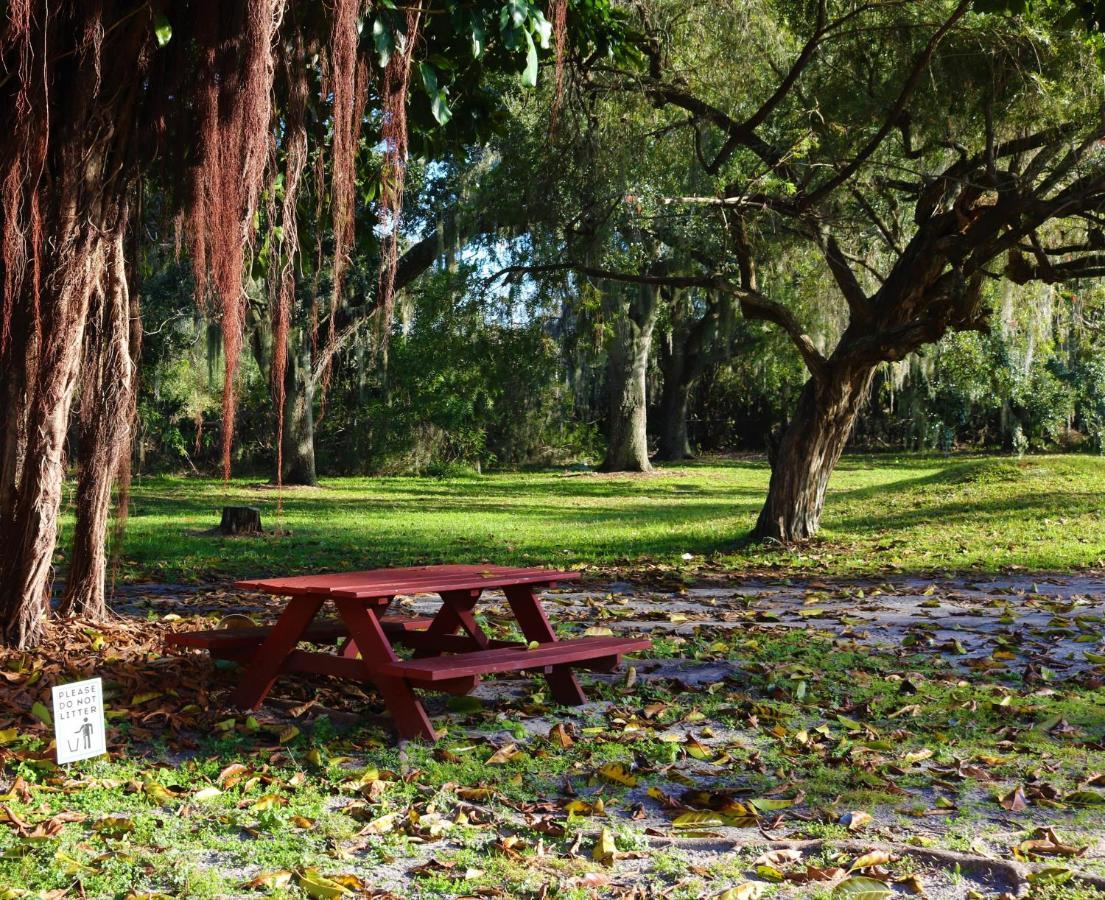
[{"x1": 601, "y1": 283, "x2": 660, "y2": 472}]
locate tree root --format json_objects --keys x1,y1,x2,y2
[{"x1": 646, "y1": 835, "x2": 1105, "y2": 897}]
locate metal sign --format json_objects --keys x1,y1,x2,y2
[{"x1": 51, "y1": 678, "x2": 107, "y2": 764}]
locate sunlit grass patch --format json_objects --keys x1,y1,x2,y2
[{"x1": 69, "y1": 452, "x2": 1105, "y2": 584}]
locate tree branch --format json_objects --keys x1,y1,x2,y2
[
  {"x1": 804, "y1": 0, "x2": 972, "y2": 206},
  {"x1": 820, "y1": 230, "x2": 873, "y2": 321}
]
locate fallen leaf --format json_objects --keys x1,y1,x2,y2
[
  {"x1": 833, "y1": 876, "x2": 892, "y2": 898},
  {"x1": 592, "y1": 827, "x2": 617, "y2": 864},
  {"x1": 840, "y1": 810, "x2": 873, "y2": 831},
  {"x1": 752, "y1": 848, "x2": 802, "y2": 867},
  {"x1": 849, "y1": 850, "x2": 892, "y2": 872},
  {"x1": 485, "y1": 743, "x2": 520, "y2": 765},
  {"x1": 715, "y1": 883, "x2": 767, "y2": 900},
  {"x1": 597, "y1": 762, "x2": 637, "y2": 787}
]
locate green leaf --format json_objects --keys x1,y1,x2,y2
[
  {"x1": 430, "y1": 91, "x2": 452, "y2": 125},
  {"x1": 1065, "y1": 790, "x2": 1105, "y2": 806},
  {"x1": 471, "y1": 21, "x2": 487, "y2": 58},
  {"x1": 972, "y1": 0, "x2": 1030, "y2": 13},
  {"x1": 153, "y1": 12, "x2": 172, "y2": 47},
  {"x1": 532, "y1": 11, "x2": 553, "y2": 49},
  {"x1": 832, "y1": 877, "x2": 892, "y2": 899},
  {"x1": 1028, "y1": 867, "x2": 1074, "y2": 885},
  {"x1": 31, "y1": 701, "x2": 51, "y2": 727},
  {"x1": 420, "y1": 64, "x2": 452, "y2": 125},
  {"x1": 420, "y1": 63, "x2": 439, "y2": 95},
  {"x1": 447, "y1": 695, "x2": 482, "y2": 713},
  {"x1": 373, "y1": 19, "x2": 393, "y2": 68},
  {"x1": 521, "y1": 30, "x2": 539, "y2": 87},
  {"x1": 748, "y1": 797, "x2": 796, "y2": 812}
]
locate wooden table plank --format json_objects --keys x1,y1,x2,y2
[
  {"x1": 236, "y1": 564, "x2": 522, "y2": 592},
  {"x1": 236, "y1": 565, "x2": 578, "y2": 598},
  {"x1": 328, "y1": 570, "x2": 579, "y2": 599},
  {"x1": 376, "y1": 636, "x2": 652, "y2": 682}
]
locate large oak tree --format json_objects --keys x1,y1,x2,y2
[{"x1": 541, "y1": 0, "x2": 1105, "y2": 539}]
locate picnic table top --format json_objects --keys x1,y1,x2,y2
[{"x1": 235, "y1": 564, "x2": 580, "y2": 600}]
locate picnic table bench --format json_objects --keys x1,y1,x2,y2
[{"x1": 166, "y1": 565, "x2": 650, "y2": 741}]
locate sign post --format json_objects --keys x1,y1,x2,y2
[{"x1": 51, "y1": 678, "x2": 107, "y2": 765}]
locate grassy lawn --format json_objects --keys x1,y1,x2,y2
[{"x1": 84, "y1": 453, "x2": 1105, "y2": 584}]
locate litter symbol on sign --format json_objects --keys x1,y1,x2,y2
[{"x1": 51, "y1": 678, "x2": 106, "y2": 764}]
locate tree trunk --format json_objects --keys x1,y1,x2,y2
[
  {"x1": 0, "y1": 233, "x2": 106, "y2": 646},
  {"x1": 0, "y1": 325, "x2": 30, "y2": 524},
  {"x1": 220, "y1": 506, "x2": 263, "y2": 534},
  {"x1": 59, "y1": 229, "x2": 135, "y2": 619},
  {"x1": 280, "y1": 339, "x2": 317, "y2": 486},
  {"x1": 655, "y1": 289, "x2": 738, "y2": 462},
  {"x1": 753, "y1": 364, "x2": 876, "y2": 543},
  {"x1": 600, "y1": 284, "x2": 658, "y2": 472},
  {"x1": 656, "y1": 377, "x2": 693, "y2": 461}
]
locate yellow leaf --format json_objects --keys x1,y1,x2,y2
[
  {"x1": 142, "y1": 781, "x2": 178, "y2": 805},
  {"x1": 597, "y1": 763, "x2": 637, "y2": 787},
  {"x1": 833, "y1": 876, "x2": 892, "y2": 899},
  {"x1": 549, "y1": 723, "x2": 574, "y2": 748},
  {"x1": 217, "y1": 763, "x2": 249, "y2": 786},
  {"x1": 251, "y1": 794, "x2": 286, "y2": 811},
  {"x1": 278, "y1": 725, "x2": 300, "y2": 744},
  {"x1": 361, "y1": 812, "x2": 398, "y2": 834},
  {"x1": 672, "y1": 811, "x2": 725, "y2": 829},
  {"x1": 564, "y1": 798, "x2": 604, "y2": 816},
  {"x1": 92, "y1": 814, "x2": 135, "y2": 837},
  {"x1": 485, "y1": 743, "x2": 520, "y2": 765},
  {"x1": 684, "y1": 736, "x2": 715, "y2": 760},
  {"x1": 326, "y1": 874, "x2": 366, "y2": 890},
  {"x1": 716, "y1": 883, "x2": 767, "y2": 900},
  {"x1": 753, "y1": 848, "x2": 802, "y2": 867},
  {"x1": 192, "y1": 787, "x2": 222, "y2": 802},
  {"x1": 839, "y1": 810, "x2": 873, "y2": 831},
  {"x1": 849, "y1": 850, "x2": 892, "y2": 872},
  {"x1": 592, "y1": 827, "x2": 617, "y2": 864},
  {"x1": 295, "y1": 869, "x2": 348, "y2": 898}
]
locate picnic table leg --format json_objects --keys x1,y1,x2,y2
[
  {"x1": 413, "y1": 589, "x2": 490, "y2": 657},
  {"x1": 334, "y1": 598, "x2": 437, "y2": 742},
  {"x1": 229, "y1": 596, "x2": 324, "y2": 709},
  {"x1": 503, "y1": 585, "x2": 587, "y2": 706}
]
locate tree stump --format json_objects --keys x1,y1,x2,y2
[{"x1": 219, "y1": 506, "x2": 263, "y2": 535}]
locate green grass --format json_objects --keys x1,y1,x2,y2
[{"x1": 74, "y1": 453, "x2": 1105, "y2": 583}]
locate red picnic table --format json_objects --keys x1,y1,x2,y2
[{"x1": 166, "y1": 564, "x2": 650, "y2": 741}]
